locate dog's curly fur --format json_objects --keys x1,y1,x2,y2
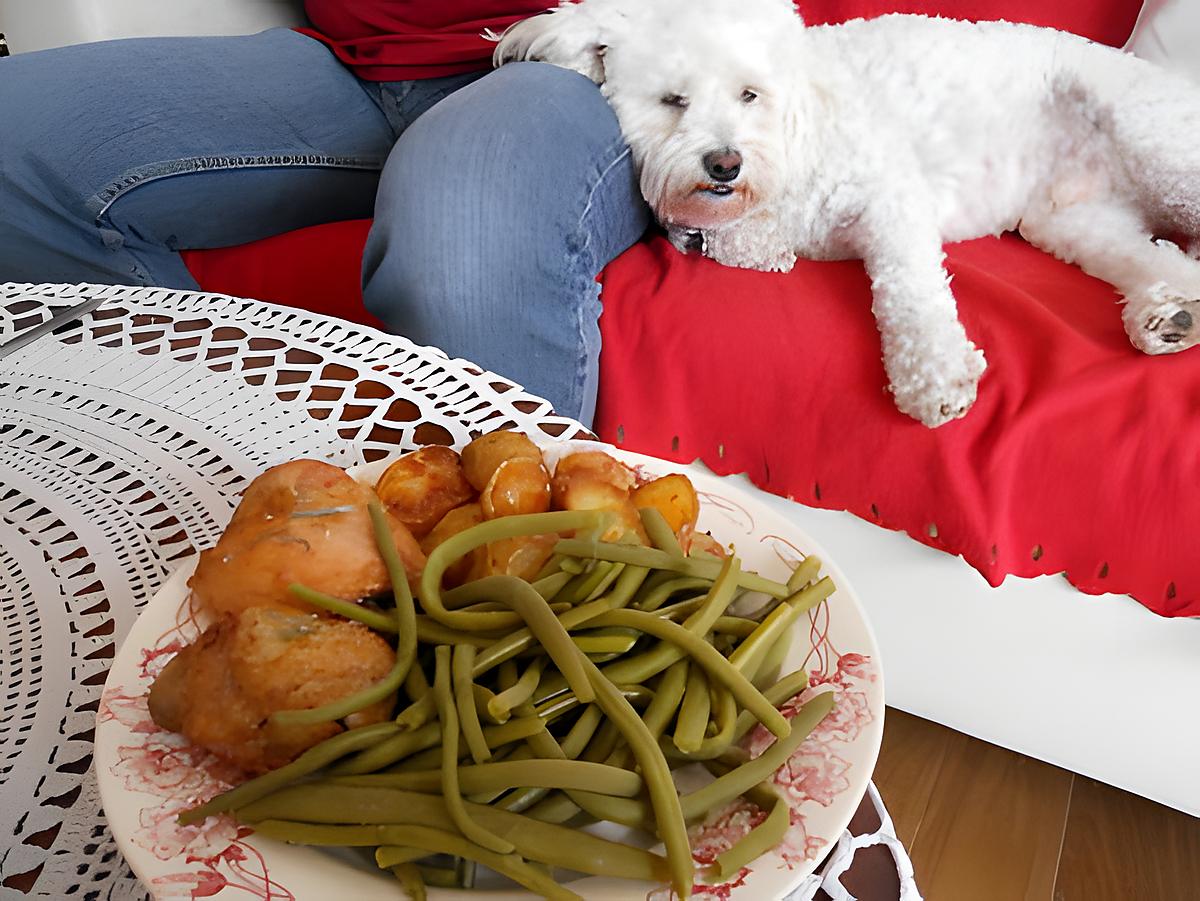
[{"x1": 496, "y1": 1, "x2": 1200, "y2": 426}]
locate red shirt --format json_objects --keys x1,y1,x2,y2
[{"x1": 301, "y1": 1, "x2": 553, "y2": 80}]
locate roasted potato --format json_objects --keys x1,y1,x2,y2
[
  {"x1": 631, "y1": 473, "x2": 700, "y2": 539},
  {"x1": 484, "y1": 534, "x2": 558, "y2": 582},
  {"x1": 189, "y1": 460, "x2": 425, "y2": 618},
  {"x1": 550, "y1": 451, "x2": 646, "y2": 542},
  {"x1": 461, "y1": 430, "x2": 544, "y2": 491},
  {"x1": 375, "y1": 445, "x2": 475, "y2": 539},
  {"x1": 420, "y1": 502, "x2": 486, "y2": 586},
  {"x1": 481, "y1": 457, "x2": 552, "y2": 519}
]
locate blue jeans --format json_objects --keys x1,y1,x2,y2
[{"x1": 0, "y1": 28, "x2": 649, "y2": 425}]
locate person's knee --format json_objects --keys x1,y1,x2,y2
[{"x1": 364, "y1": 61, "x2": 644, "y2": 319}]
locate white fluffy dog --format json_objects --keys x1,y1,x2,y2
[{"x1": 495, "y1": 0, "x2": 1200, "y2": 426}]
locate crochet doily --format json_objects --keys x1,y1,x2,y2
[{"x1": 0, "y1": 282, "x2": 918, "y2": 901}]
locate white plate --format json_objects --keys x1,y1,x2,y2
[{"x1": 96, "y1": 441, "x2": 884, "y2": 900}]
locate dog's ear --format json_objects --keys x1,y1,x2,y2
[{"x1": 491, "y1": 4, "x2": 619, "y2": 85}]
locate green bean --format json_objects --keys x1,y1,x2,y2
[
  {"x1": 379, "y1": 845, "x2": 427, "y2": 865},
  {"x1": 177, "y1": 721, "x2": 400, "y2": 824},
  {"x1": 454, "y1": 576, "x2": 595, "y2": 704},
  {"x1": 236, "y1": 785, "x2": 671, "y2": 882},
  {"x1": 576, "y1": 654, "x2": 693, "y2": 898},
  {"x1": 534, "y1": 555, "x2": 740, "y2": 705},
  {"x1": 573, "y1": 629, "x2": 640, "y2": 657},
  {"x1": 753, "y1": 626, "x2": 793, "y2": 690},
  {"x1": 673, "y1": 663, "x2": 711, "y2": 753},
  {"x1": 497, "y1": 659, "x2": 520, "y2": 691},
  {"x1": 420, "y1": 510, "x2": 607, "y2": 630},
  {"x1": 639, "y1": 506, "x2": 684, "y2": 556},
  {"x1": 566, "y1": 789, "x2": 654, "y2": 830},
  {"x1": 371, "y1": 497, "x2": 418, "y2": 670},
  {"x1": 330, "y1": 758, "x2": 642, "y2": 797},
  {"x1": 559, "y1": 560, "x2": 619, "y2": 606},
  {"x1": 287, "y1": 584, "x2": 394, "y2": 631},
  {"x1": 433, "y1": 645, "x2": 514, "y2": 854},
  {"x1": 641, "y1": 660, "x2": 689, "y2": 740},
  {"x1": 561, "y1": 704, "x2": 604, "y2": 757},
  {"x1": 452, "y1": 645, "x2": 491, "y2": 764},
  {"x1": 712, "y1": 616, "x2": 760, "y2": 638},
  {"x1": 578, "y1": 717, "x2": 621, "y2": 764},
  {"x1": 634, "y1": 577, "x2": 712, "y2": 612},
  {"x1": 387, "y1": 861, "x2": 426, "y2": 901},
  {"x1": 554, "y1": 537, "x2": 791, "y2": 598},
  {"x1": 727, "y1": 668, "x2": 810, "y2": 746},
  {"x1": 470, "y1": 563, "x2": 649, "y2": 678},
  {"x1": 666, "y1": 685, "x2": 738, "y2": 761},
  {"x1": 270, "y1": 503, "x2": 417, "y2": 728},
  {"x1": 471, "y1": 683, "x2": 508, "y2": 726},
  {"x1": 333, "y1": 721, "x2": 439, "y2": 775},
  {"x1": 786, "y1": 554, "x2": 822, "y2": 593},
  {"x1": 415, "y1": 617, "x2": 502, "y2": 648},
  {"x1": 590, "y1": 608, "x2": 790, "y2": 739},
  {"x1": 531, "y1": 570, "x2": 573, "y2": 599},
  {"x1": 488, "y1": 657, "x2": 543, "y2": 722},
  {"x1": 455, "y1": 857, "x2": 477, "y2": 889},
  {"x1": 559, "y1": 557, "x2": 586, "y2": 574},
  {"x1": 262, "y1": 821, "x2": 583, "y2": 901},
  {"x1": 712, "y1": 796, "x2": 791, "y2": 879},
  {"x1": 416, "y1": 864, "x2": 459, "y2": 888},
  {"x1": 395, "y1": 693, "x2": 436, "y2": 730},
  {"x1": 680, "y1": 691, "x2": 834, "y2": 821},
  {"x1": 535, "y1": 552, "x2": 568, "y2": 580},
  {"x1": 525, "y1": 792, "x2": 582, "y2": 824},
  {"x1": 729, "y1": 577, "x2": 834, "y2": 680},
  {"x1": 596, "y1": 555, "x2": 742, "y2": 687}
]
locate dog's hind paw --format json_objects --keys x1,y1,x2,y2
[
  {"x1": 1124, "y1": 289, "x2": 1200, "y2": 355},
  {"x1": 887, "y1": 340, "x2": 987, "y2": 428}
]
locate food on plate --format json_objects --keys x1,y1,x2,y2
[
  {"x1": 189, "y1": 459, "x2": 425, "y2": 617},
  {"x1": 147, "y1": 606, "x2": 397, "y2": 773},
  {"x1": 152, "y1": 431, "x2": 839, "y2": 901},
  {"x1": 550, "y1": 450, "x2": 648, "y2": 542},
  {"x1": 375, "y1": 445, "x2": 475, "y2": 538}
]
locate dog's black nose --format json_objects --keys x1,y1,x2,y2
[{"x1": 703, "y1": 149, "x2": 742, "y2": 183}]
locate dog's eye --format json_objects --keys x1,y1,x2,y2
[
  {"x1": 661, "y1": 93, "x2": 689, "y2": 109},
  {"x1": 741, "y1": 89, "x2": 759, "y2": 104}
]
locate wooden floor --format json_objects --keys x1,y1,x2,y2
[{"x1": 873, "y1": 709, "x2": 1200, "y2": 901}]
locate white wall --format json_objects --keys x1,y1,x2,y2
[{"x1": 0, "y1": 0, "x2": 306, "y2": 54}]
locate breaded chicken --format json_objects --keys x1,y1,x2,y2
[
  {"x1": 190, "y1": 459, "x2": 425, "y2": 618},
  {"x1": 148, "y1": 607, "x2": 397, "y2": 774}
]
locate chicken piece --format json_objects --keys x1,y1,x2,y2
[
  {"x1": 190, "y1": 459, "x2": 425, "y2": 618},
  {"x1": 147, "y1": 607, "x2": 397, "y2": 774}
]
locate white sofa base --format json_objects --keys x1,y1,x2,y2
[{"x1": 701, "y1": 468, "x2": 1200, "y2": 816}]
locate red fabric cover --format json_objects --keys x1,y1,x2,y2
[
  {"x1": 795, "y1": 0, "x2": 1142, "y2": 46},
  {"x1": 185, "y1": 1, "x2": 1194, "y2": 613},
  {"x1": 181, "y1": 220, "x2": 380, "y2": 329},
  {"x1": 299, "y1": 0, "x2": 552, "y2": 80},
  {"x1": 594, "y1": 234, "x2": 1199, "y2": 617}
]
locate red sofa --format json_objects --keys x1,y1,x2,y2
[{"x1": 184, "y1": 0, "x2": 1200, "y2": 617}]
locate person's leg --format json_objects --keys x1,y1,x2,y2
[
  {"x1": 362, "y1": 62, "x2": 651, "y2": 426},
  {"x1": 0, "y1": 28, "x2": 395, "y2": 286}
]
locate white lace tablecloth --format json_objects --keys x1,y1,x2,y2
[{"x1": 0, "y1": 282, "x2": 918, "y2": 901}]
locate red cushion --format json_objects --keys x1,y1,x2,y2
[
  {"x1": 181, "y1": 220, "x2": 380, "y2": 329},
  {"x1": 594, "y1": 234, "x2": 1199, "y2": 617}
]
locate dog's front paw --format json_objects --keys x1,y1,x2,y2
[
  {"x1": 1123, "y1": 286, "x2": 1199, "y2": 355},
  {"x1": 886, "y1": 337, "x2": 987, "y2": 428}
]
